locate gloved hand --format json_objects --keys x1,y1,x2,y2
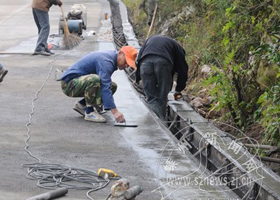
[
  {"x1": 174, "y1": 91, "x2": 183, "y2": 100},
  {"x1": 57, "y1": 0, "x2": 62, "y2": 6}
]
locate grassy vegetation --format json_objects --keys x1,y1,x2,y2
[{"x1": 123, "y1": 0, "x2": 280, "y2": 146}]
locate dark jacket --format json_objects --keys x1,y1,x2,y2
[
  {"x1": 136, "y1": 35, "x2": 188, "y2": 92},
  {"x1": 32, "y1": 0, "x2": 61, "y2": 12}
]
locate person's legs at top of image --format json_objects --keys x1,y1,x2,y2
[
  {"x1": 0, "y1": 64, "x2": 8, "y2": 83},
  {"x1": 32, "y1": 0, "x2": 62, "y2": 55},
  {"x1": 32, "y1": 8, "x2": 51, "y2": 56},
  {"x1": 32, "y1": 8, "x2": 41, "y2": 34}
]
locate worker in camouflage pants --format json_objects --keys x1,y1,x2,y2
[
  {"x1": 61, "y1": 74, "x2": 117, "y2": 111},
  {"x1": 60, "y1": 46, "x2": 137, "y2": 123}
]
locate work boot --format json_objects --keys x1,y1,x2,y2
[
  {"x1": 33, "y1": 50, "x2": 51, "y2": 56},
  {"x1": 84, "y1": 111, "x2": 107, "y2": 123},
  {"x1": 73, "y1": 101, "x2": 86, "y2": 116},
  {"x1": 0, "y1": 68, "x2": 8, "y2": 83}
]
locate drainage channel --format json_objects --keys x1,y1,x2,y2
[{"x1": 107, "y1": 0, "x2": 280, "y2": 199}]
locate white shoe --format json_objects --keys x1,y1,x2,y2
[
  {"x1": 84, "y1": 111, "x2": 107, "y2": 123},
  {"x1": 73, "y1": 101, "x2": 86, "y2": 116}
]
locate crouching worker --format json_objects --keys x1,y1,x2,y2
[{"x1": 60, "y1": 46, "x2": 137, "y2": 123}]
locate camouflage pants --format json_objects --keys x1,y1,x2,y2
[{"x1": 61, "y1": 74, "x2": 117, "y2": 107}]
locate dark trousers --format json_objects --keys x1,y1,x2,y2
[
  {"x1": 140, "y1": 55, "x2": 173, "y2": 120},
  {"x1": 32, "y1": 8, "x2": 50, "y2": 52}
]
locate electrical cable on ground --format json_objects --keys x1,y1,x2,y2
[{"x1": 22, "y1": 54, "x2": 120, "y2": 200}]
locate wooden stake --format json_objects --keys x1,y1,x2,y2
[{"x1": 146, "y1": 3, "x2": 158, "y2": 40}]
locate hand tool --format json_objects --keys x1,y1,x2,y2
[
  {"x1": 60, "y1": 5, "x2": 81, "y2": 49},
  {"x1": 114, "y1": 122, "x2": 138, "y2": 127},
  {"x1": 98, "y1": 168, "x2": 118, "y2": 179}
]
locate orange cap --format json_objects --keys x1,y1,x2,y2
[{"x1": 120, "y1": 46, "x2": 137, "y2": 69}]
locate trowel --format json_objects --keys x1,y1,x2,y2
[{"x1": 114, "y1": 122, "x2": 138, "y2": 127}]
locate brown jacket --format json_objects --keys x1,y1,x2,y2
[{"x1": 32, "y1": 0, "x2": 61, "y2": 12}]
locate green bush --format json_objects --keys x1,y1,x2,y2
[{"x1": 123, "y1": 0, "x2": 280, "y2": 145}]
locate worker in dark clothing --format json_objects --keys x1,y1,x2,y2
[
  {"x1": 32, "y1": 0, "x2": 62, "y2": 56},
  {"x1": 136, "y1": 35, "x2": 189, "y2": 120}
]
